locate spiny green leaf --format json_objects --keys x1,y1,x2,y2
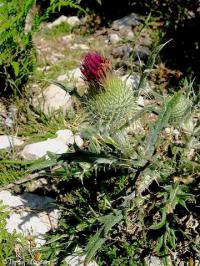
[
  {"x1": 28, "y1": 158, "x2": 58, "y2": 172},
  {"x1": 84, "y1": 210, "x2": 124, "y2": 264},
  {"x1": 145, "y1": 92, "x2": 184, "y2": 158},
  {"x1": 150, "y1": 208, "x2": 167, "y2": 230},
  {"x1": 137, "y1": 40, "x2": 171, "y2": 92},
  {"x1": 84, "y1": 230, "x2": 106, "y2": 265},
  {"x1": 11, "y1": 61, "x2": 20, "y2": 77}
]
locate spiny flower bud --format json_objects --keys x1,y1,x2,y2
[{"x1": 80, "y1": 52, "x2": 112, "y2": 87}]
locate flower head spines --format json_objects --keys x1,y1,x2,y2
[{"x1": 80, "y1": 52, "x2": 112, "y2": 87}]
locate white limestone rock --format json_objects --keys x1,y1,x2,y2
[
  {"x1": 47, "y1": 15, "x2": 80, "y2": 29},
  {"x1": 67, "y1": 16, "x2": 81, "y2": 27},
  {"x1": 4, "y1": 117, "x2": 14, "y2": 127},
  {"x1": 0, "y1": 190, "x2": 59, "y2": 246},
  {"x1": 121, "y1": 74, "x2": 140, "y2": 89},
  {"x1": 47, "y1": 15, "x2": 68, "y2": 28},
  {"x1": 62, "y1": 34, "x2": 74, "y2": 42},
  {"x1": 137, "y1": 96, "x2": 144, "y2": 107},
  {"x1": 74, "y1": 134, "x2": 84, "y2": 147},
  {"x1": 67, "y1": 68, "x2": 83, "y2": 81},
  {"x1": 56, "y1": 129, "x2": 74, "y2": 145},
  {"x1": 108, "y1": 33, "x2": 121, "y2": 44},
  {"x1": 21, "y1": 129, "x2": 74, "y2": 160},
  {"x1": 65, "y1": 247, "x2": 98, "y2": 266},
  {"x1": 21, "y1": 139, "x2": 68, "y2": 160},
  {"x1": 32, "y1": 84, "x2": 72, "y2": 116},
  {"x1": 70, "y1": 43, "x2": 89, "y2": 50},
  {"x1": 145, "y1": 256, "x2": 162, "y2": 266},
  {"x1": 57, "y1": 68, "x2": 84, "y2": 87},
  {"x1": 0, "y1": 135, "x2": 24, "y2": 150},
  {"x1": 127, "y1": 30, "x2": 135, "y2": 39},
  {"x1": 121, "y1": 74, "x2": 152, "y2": 93}
]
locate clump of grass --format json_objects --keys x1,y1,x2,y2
[{"x1": 42, "y1": 22, "x2": 73, "y2": 39}]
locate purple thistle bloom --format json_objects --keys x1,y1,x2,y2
[{"x1": 80, "y1": 52, "x2": 112, "y2": 86}]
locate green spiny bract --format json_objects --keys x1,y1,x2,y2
[
  {"x1": 169, "y1": 94, "x2": 191, "y2": 124},
  {"x1": 168, "y1": 93, "x2": 194, "y2": 136},
  {"x1": 83, "y1": 76, "x2": 137, "y2": 134},
  {"x1": 81, "y1": 77, "x2": 137, "y2": 157}
]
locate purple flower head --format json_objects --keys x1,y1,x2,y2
[{"x1": 80, "y1": 52, "x2": 112, "y2": 86}]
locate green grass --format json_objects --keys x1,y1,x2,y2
[{"x1": 42, "y1": 22, "x2": 73, "y2": 38}]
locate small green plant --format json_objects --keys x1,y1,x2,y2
[{"x1": 0, "y1": 201, "x2": 32, "y2": 264}]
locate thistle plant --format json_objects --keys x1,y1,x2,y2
[
  {"x1": 80, "y1": 52, "x2": 138, "y2": 156},
  {"x1": 32, "y1": 49, "x2": 199, "y2": 265}
]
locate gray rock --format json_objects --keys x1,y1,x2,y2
[
  {"x1": 112, "y1": 44, "x2": 150, "y2": 62},
  {"x1": 32, "y1": 84, "x2": 72, "y2": 116},
  {"x1": 3, "y1": 104, "x2": 18, "y2": 128},
  {"x1": 0, "y1": 135, "x2": 24, "y2": 150},
  {"x1": 37, "y1": 66, "x2": 51, "y2": 73},
  {"x1": 24, "y1": 9, "x2": 34, "y2": 33},
  {"x1": 133, "y1": 45, "x2": 150, "y2": 60},
  {"x1": 21, "y1": 129, "x2": 73, "y2": 160},
  {"x1": 112, "y1": 13, "x2": 142, "y2": 31},
  {"x1": 0, "y1": 190, "x2": 60, "y2": 246},
  {"x1": 112, "y1": 44, "x2": 133, "y2": 60},
  {"x1": 26, "y1": 178, "x2": 48, "y2": 193},
  {"x1": 108, "y1": 33, "x2": 121, "y2": 44},
  {"x1": 140, "y1": 33, "x2": 153, "y2": 47},
  {"x1": 8, "y1": 104, "x2": 18, "y2": 117}
]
